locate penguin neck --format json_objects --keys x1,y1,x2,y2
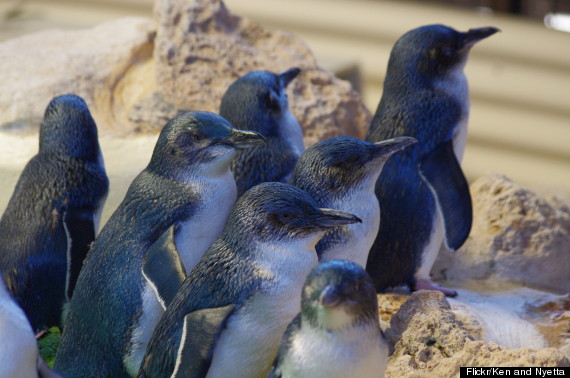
[
  {"x1": 276, "y1": 106, "x2": 304, "y2": 159},
  {"x1": 433, "y1": 58, "x2": 469, "y2": 111},
  {"x1": 250, "y1": 234, "x2": 320, "y2": 281},
  {"x1": 157, "y1": 153, "x2": 235, "y2": 184}
]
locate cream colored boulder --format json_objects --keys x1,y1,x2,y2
[
  {"x1": 385, "y1": 291, "x2": 569, "y2": 377},
  {"x1": 433, "y1": 173, "x2": 570, "y2": 293}
]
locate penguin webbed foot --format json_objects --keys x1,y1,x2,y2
[{"x1": 412, "y1": 279, "x2": 458, "y2": 297}]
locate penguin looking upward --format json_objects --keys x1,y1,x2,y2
[
  {"x1": 138, "y1": 182, "x2": 361, "y2": 378},
  {"x1": 220, "y1": 67, "x2": 303, "y2": 196},
  {"x1": 268, "y1": 260, "x2": 389, "y2": 378},
  {"x1": 290, "y1": 136, "x2": 416, "y2": 268},
  {"x1": 366, "y1": 25, "x2": 499, "y2": 296},
  {"x1": 54, "y1": 111, "x2": 265, "y2": 377},
  {"x1": 0, "y1": 94, "x2": 108, "y2": 331}
]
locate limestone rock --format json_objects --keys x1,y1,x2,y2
[
  {"x1": 143, "y1": 0, "x2": 369, "y2": 143},
  {"x1": 386, "y1": 291, "x2": 471, "y2": 357},
  {"x1": 385, "y1": 291, "x2": 570, "y2": 377},
  {"x1": 0, "y1": 17, "x2": 156, "y2": 134},
  {"x1": 432, "y1": 173, "x2": 570, "y2": 293},
  {"x1": 0, "y1": 0, "x2": 370, "y2": 142}
]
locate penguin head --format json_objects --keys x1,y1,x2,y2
[
  {"x1": 301, "y1": 260, "x2": 378, "y2": 330},
  {"x1": 388, "y1": 24, "x2": 499, "y2": 79},
  {"x1": 228, "y1": 182, "x2": 361, "y2": 244},
  {"x1": 39, "y1": 94, "x2": 101, "y2": 162},
  {"x1": 148, "y1": 111, "x2": 266, "y2": 179},
  {"x1": 292, "y1": 136, "x2": 416, "y2": 195},
  {"x1": 220, "y1": 67, "x2": 301, "y2": 137}
]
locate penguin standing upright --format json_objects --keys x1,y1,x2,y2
[
  {"x1": 366, "y1": 25, "x2": 499, "y2": 296},
  {"x1": 290, "y1": 136, "x2": 416, "y2": 268},
  {"x1": 0, "y1": 94, "x2": 108, "y2": 331},
  {"x1": 139, "y1": 182, "x2": 361, "y2": 378},
  {"x1": 220, "y1": 67, "x2": 303, "y2": 196},
  {"x1": 54, "y1": 111, "x2": 265, "y2": 377},
  {"x1": 268, "y1": 260, "x2": 389, "y2": 378}
]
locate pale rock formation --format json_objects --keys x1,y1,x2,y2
[
  {"x1": 433, "y1": 173, "x2": 570, "y2": 293},
  {"x1": 385, "y1": 291, "x2": 570, "y2": 377},
  {"x1": 0, "y1": 0, "x2": 370, "y2": 144}
]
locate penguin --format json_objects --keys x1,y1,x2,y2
[
  {"x1": 0, "y1": 277, "x2": 40, "y2": 378},
  {"x1": 268, "y1": 260, "x2": 389, "y2": 378},
  {"x1": 290, "y1": 135, "x2": 416, "y2": 268},
  {"x1": 53, "y1": 111, "x2": 265, "y2": 377},
  {"x1": 138, "y1": 182, "x2": 361, "y2": 378},
  {"x1": 0, "y1": 94, "x2": 109, "y2": 331},
  {"x1": 365, "y1": 25, "x2": 499, "y2": 296},
  {"x1": 220, "y1": 67, "x2": 304, "y2": 196}
]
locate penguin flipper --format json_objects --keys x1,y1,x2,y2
[
  {"x1": 142, "y1": 226, "x2": 187, "y2": 309},
  {"x1": 419, "y1": 140, "x2": 472, "y2": 251},
  {"x1": 172, "y1": 304, "x2": 236, "y2": 378},
  {"x1": 63, "y1": 208, "x2": 96, "y2": 300}
]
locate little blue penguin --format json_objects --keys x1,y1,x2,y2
[
  {"x1": 0, "y1": 94, "x2": 108, "y2": 331},
  {"x1": 290, "y1": 135, "x2": 416, "y2": 268},
  {"x1": 268, "y1": 260, "x2": 389, "y2": 378},
  {"x1": 138, "y1": 182, "x2": 361, "y2": 378},
  {"x1": 0, "y1": 277, "x2": 41, "y2": 378},
  {"x1": 220, "y1": 67, "x2": 304, "y2": 196},
  {"x1": 366, "y1": 25, "x2": 499, "y2": 296},
  {"x1": 53, "y1": 111, "x2": 265, "y2": 377}
]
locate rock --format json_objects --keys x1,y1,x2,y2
[
  {"x1": 147, "y1": 0, "x2": 369, "y2": 144},
  {"x1": 0, "y1": 0, "x2": 370, "y2": 143},
  {"x1": 432, "y1": 173, "x2": 570, "y2": 293},
  {"x1": 526, "y1": 294, "x2": 570, "y2": 356},
  {"x1": 0, "y1": 17, "x2": 156, "y2": 134},
  {"x1": 385, "y1": 291, "x2": 570, "y2": 377},
  {"x1": 386, "y1": 291, "x2": 471, "y2": 357},
  {"x1": 377, "y1": 293, "x2": 409, "y2": 324}
]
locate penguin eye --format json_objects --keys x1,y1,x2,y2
[
  {"x1": 346, "y1": 155, "x2": 359, "y2": 164},
  {"x1": 192, "y1": 134, "x2": 205, "y2": 142},
  {"x1": 278, "y1": 212, "x2": 295, "y2": 222}
]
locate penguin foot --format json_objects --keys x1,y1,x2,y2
[{"x1": 413, "y1": 279, "x2": 458, "y2": 297}]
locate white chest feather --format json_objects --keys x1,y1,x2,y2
[
  {"x1": 282, "y1": 322, "x2": 388, "y2": 378},
  {"x1": 124, "y1": 281, "x2": 164, "y2": 376},
  {"x1": 279, "y1": 107, "x2": 305, "y2": 159},
  {"x1": 434, "y1": 64, "x2": 470, "y2": 162},
  {"x1": 175, "y1": 169, "x2": 237, "y2": 273},
  {"x1": 206, "y1": 238, "x2": 319, "y2": 378},
  {"x1": 320, "y1": 183, "x2": 380, "y2": 268},
  {"x1": 0, "y1": 284, "x2": 39, "y2": 378},
  {"x1": 415, "y1": 199, "x2": 445, "y2": 280}
]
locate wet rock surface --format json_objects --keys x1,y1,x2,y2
[{"x1": 383, "y1": 291, "x2": 570, "y2": 377}]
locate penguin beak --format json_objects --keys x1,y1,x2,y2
[
  {"x1": 222, "y1": 129, "x2": 267, "y2": 149},
  {"x1": 320, "y1": 285, "x2": 342, "y2": 308},
  {"x1": 461, "y1": 26, "x2": 500, "y2": 48},
  {"x1": 279, "y1": 67, "x2": 301, "y2": 88},
  {"x1": 306, "y1": 208, "x2": 362, "y2": 229},
  {"x1": 372, "y1": 136, "x2": 417, "y2": 160}
]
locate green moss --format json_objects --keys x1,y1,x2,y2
[{"x1": 37, "y1": 327, "x2": 60, "y2": 367}]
